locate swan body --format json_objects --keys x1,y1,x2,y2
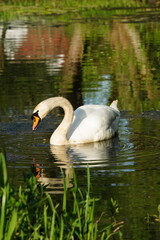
[{"x1": 31, "y1": 97, "x2": 120, "y2": 145}]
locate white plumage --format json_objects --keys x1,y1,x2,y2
[{"x1": 32, "y1": 97, "x2": 120, "y2": 145}]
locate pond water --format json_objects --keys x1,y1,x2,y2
[{"x1": 0, "y1": 8, "x2": 160, "y2": 240}]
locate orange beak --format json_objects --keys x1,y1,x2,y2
[{"x1": 32, "y1": 116, "x2": 41, "y2": 130}]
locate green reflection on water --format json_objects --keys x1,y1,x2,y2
[{"x1": 0, "y1": 13, "x2": 160, "y2": 116}]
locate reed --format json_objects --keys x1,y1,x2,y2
[{"x1": 0, "y1": 152, "x2": 123, "y2": 239}]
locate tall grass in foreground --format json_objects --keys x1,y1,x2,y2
[{"x1": 0, "y1": 152, "x2": 123, "y2": 240}]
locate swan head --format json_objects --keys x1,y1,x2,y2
[
  {"x1": 31, "y1": 110, "x2": 41, "y2": 130},
  {"x1": 31, "y1": 99, "x2": 52, "y2": 130}
]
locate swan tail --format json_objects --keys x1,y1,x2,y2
[{"x1": 110, "y1": 100, "x2": 119, "y2": 110}]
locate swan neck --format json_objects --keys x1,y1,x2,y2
[{"x1": 49, "y1": 97, "x2": 74, "y2": 145}]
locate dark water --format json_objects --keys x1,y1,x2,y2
[{"x1": 0, "y1": 9, "x2": 160, "y2": 240}]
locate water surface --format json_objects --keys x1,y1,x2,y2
[{"x1": 0, "y1": 9, "x2": 160, "y2": 240}]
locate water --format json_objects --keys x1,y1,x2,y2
[{"x1": 0, "y1": 9, "x2": 160, "y2": 240}]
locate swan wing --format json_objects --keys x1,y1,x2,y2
[{"x1": 67, "y1": 106, "x2": 120, "y2": 144}]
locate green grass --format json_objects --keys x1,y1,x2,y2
[
  {"x1": 0, "y1": 0, "x2": 149, "y2": 21},
  {"x1": 1, "y1": 0, "x2": 147, "y2": 8},
  {"x1": 0, "y1": 152, "x2": 123, "y2": 239}
]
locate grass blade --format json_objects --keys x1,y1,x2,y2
[
  {"x1": 6, "y1": 209, "x2": 18, "y2": 240},
  {"x1": 0, "y1": 152, "x2": 8, "y2": 188}
]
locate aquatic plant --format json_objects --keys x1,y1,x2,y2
[{"x1": 0, "y1": 152, "x2": 123, "y2": 239}]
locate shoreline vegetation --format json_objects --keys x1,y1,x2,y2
[
  {"x1": 0, "y1": 152, "x2": 124, "y2": 240},
  {"x1": 0, "y1": 0, "x2": 159, "y2": 20}
]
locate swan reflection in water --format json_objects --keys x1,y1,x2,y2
[{"x1": 34, "y1": 137, "x2": 119, "y2": 193}]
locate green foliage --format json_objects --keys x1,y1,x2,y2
[
  {"x1": 0, "y1": 0, "x2": 148, "y2": 20},
  {"x1": 1, "y1": 0, "x2": 146, "y2": 8},
  {"x1": 0, "y1": 152, "x2": 123, "y2": 239}
]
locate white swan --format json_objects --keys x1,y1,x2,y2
[{"x1": 31, "y1": 97, "x2": 120, "y2": 145}]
